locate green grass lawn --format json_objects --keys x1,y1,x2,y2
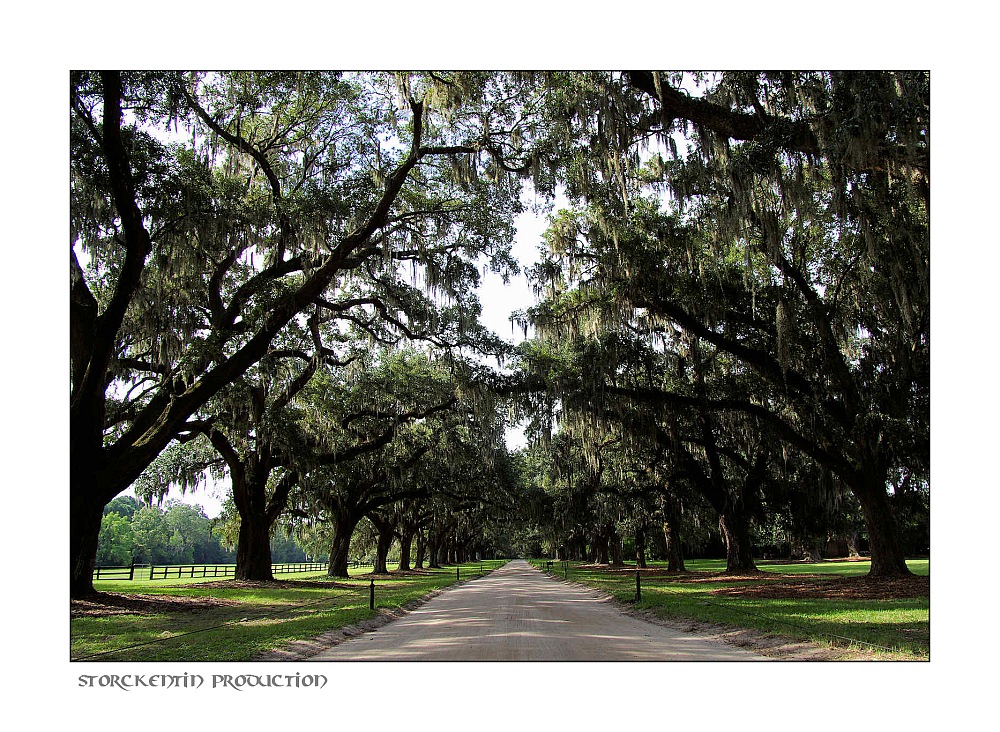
[
  {"x1": 72, "y1": 561, "x2": 506, "y2": 662},
  {"x1": 530, "y1": 558, "x2": 929, "y2": 660}
]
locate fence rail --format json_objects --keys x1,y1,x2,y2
[
  {"x1": 93, "y1": 562, "x2": 329, "y2": 581},
  {"x1": 94, "y1": 559, "x2": 507, "y2": 581}
]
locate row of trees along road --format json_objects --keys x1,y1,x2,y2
[
  {"x1": 71, "y1": 71, "x2": 927, "y2": 597},
  {"x1": 70, "y1": 71, "x2": 538, "y2": 596},
  {"x1": 511, "y1": 72, "x2": 928, "y2": 577}
]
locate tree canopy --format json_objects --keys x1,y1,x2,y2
[{"x1": 71, "y1": 71, "x2": 929, "y2": 594}]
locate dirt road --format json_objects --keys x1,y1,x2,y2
[{"x1": 307, "y1": 560, "x2": 764, "y2": 661}]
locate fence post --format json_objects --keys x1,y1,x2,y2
[
  {"x1": 369, "y1": 580, "x2": 375, "y2": 610},
  {"x1": 635, "y1": 571, "x2": 641, "y2": 602},
  {"x1": 457, "y1": 566, "x2": 460, "y2": 580},
  {"x1": 149, "y1": 565, "x2": 154, "y2": 580}
]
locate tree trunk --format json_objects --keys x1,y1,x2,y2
[
  {"x1": 373, "y1": 526, "x2": 393, "y2": 574},
  {"x1": 847, "y1": 530, "x2": 861, "y2": 558},
  {"x1": 439, "y1": 538, "x2": 450, "y2": 566},
  {"x1": 415, "y1": 529, "x2": 426, "y2": 569},
  {"x1": 232, "y1": 467, "x2": 278, "y2": 581},
  {"x1": 635, "y1": 525, "x2": 647, "y2": 568},
  {"x1": 427, "y1": 533, "x2": 441, "y2": 569},
  {"x1": 719, "y1": 509, "x2": 758, "y2": 574},
  {"x1": 855, "y1": 473, "x2": 912, "y2": 578},
  {"x1": 809, "y1": 538, "x2": 825, "y2": 562},
  {"x1": 662, "y1": 514, "x2": 685, "y2": 572},
  {"x1": 397, "y1": 528, "x2": 414, "y2": 571},
  {"x1": 70, "y1": 482, "x2": 105, "y2": 597},
  {"x1": 235, "y1": 514, "x2": 274, "y2": 581},
  {"x1": 327, "y1": 512, "x2": 359, "y2": 578},
  {"x1": 594, "y1": 530, "x2": 609, "y2": 565},
  {"x1": 610, "y1": 530, "x2": 624, "y2": 566}
]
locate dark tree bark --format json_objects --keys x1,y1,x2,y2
[
  {"x1": 441, "y1": 542, "x2": 450, "y2": 565},
  {"x1": 397, "y1": 527, "x2": 414, "y2": 571},
  {"x1": 427, "y1": 532, "x2": 441, "y2": 568},
  {"x1": 327, "y1": 511, "x2": 361, "y2": 578},
  {"x1": 231, "y1": 465, "x2": 275, "y2": 581},
  {"x1": 373, "y1": 533, "x2": 393, "y2": 573},
  {"x1": 663, "y1": 521, "x2": 685, "y2": 573},
  {"x1": 70, "y1": 480, "x2": 106, "y2": 597},
  {"x1": 855, "y1": 470, "x2": 911, "y2": 577},
  {"x1": 719, "y1": 509, "x2": 758, "y2": 574},
  {"x1": 661, "y1": 495, "x2": 686, "y2": 572},
  {"x1": 634, "y1": 524, "x2": 647, "y2": 568},
  {"x1": 847, "y1": 530, "x2": 861, "y2": 558},
  {"x1": 594, "y1": 528, "x2": 610, "y2": 565},
  {"x1": 370, "y1": 512, "x2": 396, "y2": 574},
  {"x1": 610, "y1": 530, "x2": 624, "y2": 567},
  {"x1": 235, "y1": 513, "x2": 274, "y2": 581},
  {"x1": 414, "y1": 529, "x2": 427, "y2": 569}
]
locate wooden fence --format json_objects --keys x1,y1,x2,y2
[
  {"x1": 93, "y1": 558, "x2": 507, "y2": 581},
  {"x1": 93, "y1": 562, "x2": 328, "y2": 581}
]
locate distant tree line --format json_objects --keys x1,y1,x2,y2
[{"x1": 96, "y1": 496, "x2": 316, "y2": 567}]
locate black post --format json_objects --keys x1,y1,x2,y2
[
  {"x1": 457, "y1": 566, "x2": 460, "y2": 580},
  {"x1": 128, "y1": 563, "x2": 135, "y2": 581},
  {"x1": 635, "y1": 571, "x2": 641, "y2": 602},
  {"x1": 369, "y1": 579, "x2": 375, "y2": 610}
]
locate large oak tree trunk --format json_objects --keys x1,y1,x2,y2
[
  {"x1": 719, "y1": 508, "x2": 758, "y2": 574},
  {"x1": 231, "y1": 464, "x2": 284, "y2": 581},
  {"x1": 610, "y1": 530, "x2": 624, "y2": 566},
  {"x1": 414, "y1": 530, "x2": 426, "y2": 569},
  {"x1": 661, "y1": 496, "x2": 686, "y2": 572},
  {"x1": 663, "y1": 522, "x2": 685, "y2": 572},
  {"x1": 594, "y1": 530, "x2": 609, "y2": 565},
  {"x1": 327, "y1": 512, "x2": 359, "y2": 578},
  {"x1": 427, "y1": 533, "x2": 441, "y2": 569},
  {"x1": 397, "y1": 528, "x2": 414, "y2": 571},
  {"x1": 847, "y1": 530, "x2": 862, "y2": 558},
  {"x1": 438, "y1": 536, "x2": 450, "y2": 566},
  {"x1": 70, "y1": 478, "x2": 105, "y2": 597},
  {"x1": 855, "y1": 472, "x2": 911, "y2": 578},
  {"x1": 373, "y1": 526, "x2": 393, "y2": 574},
  {"x1": 235, "y1": 515, "x2": 274, "y2": 581}
]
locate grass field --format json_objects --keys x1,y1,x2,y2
[
  {"x1": 530, "y1": 558, "x2": 929, "y2": 660},
  {"x1": 72, "y1": 561, "x2": 505, "y2": 662}
]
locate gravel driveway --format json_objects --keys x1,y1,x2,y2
[{"x1": 307, "y1": 559, "x2": 765, "y2": 661}]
